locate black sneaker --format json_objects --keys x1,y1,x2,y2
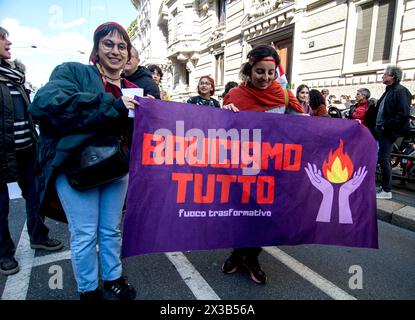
[
  {"x1": 30, "y1": 238, "x2": 63, "y2": 251},
  {"x1": 221, "y1": 254, "x2": 240, "y2": 274},
  {"x1": 103, "y1": 277, "x2": 136, "y2": 300},
  {"x1": 79, "y1": 288, "x2": 104, "y2": 301},
  {"x1": 242, "y1": 257, "x2": 267, "y2": 284},
  {"x1": 0, "y1": 257, "x2": 20, "y2": 276}
]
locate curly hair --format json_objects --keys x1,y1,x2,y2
[
  {"x1": 309, "y1": 89, "x2": 326, "y2": 110},
  {"x1": 240, "y1": 45, "x2": 280, "y2": 80}
]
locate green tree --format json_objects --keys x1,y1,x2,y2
[{"x1": 127, "y1": 19, "x2": 138, "y2": 38}]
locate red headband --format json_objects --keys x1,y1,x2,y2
[
  {"x1": 248, "y1": 56, "x2": 277, "y2": 64},
  {"x1": 249, "y1": 57, "x2": 277, "y2": 64},
  {"x1": 261, "y1": 58, "x2": 277, "y2": 62},
  {"x1": 94, "y1": 22, "x2": 128, "y2": 35}
]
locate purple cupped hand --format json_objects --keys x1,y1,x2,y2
[
  {"x1": 305, "y1": 163, "x2": 334, "y2": 223},
  {"x1": 338, "y1": 166, "x2": 368, "y2": 224}
]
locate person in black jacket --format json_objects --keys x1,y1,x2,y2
[
  {"x1": 0, "y1": 26, "x2": 62, "y2": 276},
  {"x1": 376, "y1": 66, "x2": 412, "y2": 199},
  {"x1": 122, "y1": 46, "x2": 160, "y2": 99},
  {"x1": 346, "y1": 88, "x2": 377, "y2": 138}
]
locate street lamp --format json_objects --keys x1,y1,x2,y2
[
  {"x1": 14, "y1": 45, "x2": 85, "y2": 54},
  {"x1": 14, "y1": 45, "x2": 37, "y2": 49}
]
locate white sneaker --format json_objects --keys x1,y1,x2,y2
[{"x1": 376, "y1": 189, "x2": 392, "y2": 199}]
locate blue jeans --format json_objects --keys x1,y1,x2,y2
[
  {"x1": 55, "y1": 173, "x2": 128, "y2": 292},
  {"x1": 0, "y1": 147, "x2": 49, "y2": 260}
]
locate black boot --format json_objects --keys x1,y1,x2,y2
[
  {"x1": 79, "y1": 288, "x2": 104, "y2": 300},
  {"x1": 103, "y1": 277, "x2": 136, "y2": 300},
  {"x1": 241, "y1": 256, "x2": 267, "y2": 284}
]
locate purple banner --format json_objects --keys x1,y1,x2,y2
[{"x1": 122, "y1": 98, "x2": 378, "y2": 258}]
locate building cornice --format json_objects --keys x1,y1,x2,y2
[
  {"x1": 167, "y1": 38, "x2": 200, "y2": 62},
  {"x1": 242, "y1": 2, "x2": 295, "y2": 41},
  {"x1": 207, "y1": 24, "x2": 227, "y2": 48}
]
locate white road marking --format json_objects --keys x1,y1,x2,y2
[
  {"x1": 264, "y1": 247, "x2": 357, "y2": 300},
  {"x1": 1, "y1": 212, "x2": 358, "y2": 301},
  {"x1": 165, "y1": 252, "x2": 220, "y2": 300},
  {"x1": 33, "y1": 250, "x2": 72, "y2": 267},
  {"x1": 2, "y1": 223, "x2": 34, "y2": 300},
  {"x1": 7, "y1": 183, "x2": 22, "y2": 200}
]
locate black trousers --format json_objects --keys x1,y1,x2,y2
[
  {"x1": 377, "y1": 133, "x2": 396, "y2": 192},
  {"x1": 0, "y1": 147, "x2": 49, "y2": 260},
  {"x1": 231, "y1": 247, "x2": 262, "y2": 260}
]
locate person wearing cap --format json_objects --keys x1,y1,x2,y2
[
  {"x1": 0, "y1": 26, "x2": 63, "y2": 277},
  {"x1": 222, "y1": 45, "x2": 303, "y2": 285},
  {"x1": 28, "y1": 22, "x2": 138, "y2": 300}
]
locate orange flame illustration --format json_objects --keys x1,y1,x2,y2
[{"x1": 322, "y1": 140, "x2": 354, "y2": 184}]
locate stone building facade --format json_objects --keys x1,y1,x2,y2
[
  {"x1": 129, "y1": 0, "x2": 415, "y2": 101},
  {"x1": 130, "y1": 0, "x2": 172, "y2": 91}
]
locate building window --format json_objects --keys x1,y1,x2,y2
[
  {"x1": 184, "y1": 5, "x2": 193, "y2": 36},
  {"x1": 353, "y1": 0, "x2": 396, "y2": 65},
  {"x1": 172, "y1": 10, "x2": 178, "y2": 40},
  {"x1": 343, "y1": 0, "x2": 402, "y2": 74},
  {"x1": 217, "y1": 0, "x2": 226, "y2": 26},
  {"x1": 174, "y1": 64, "x2": 189, "y2": 89},
  {"x1": 215, "y1": 53, "x2": 224, "y2": 86},
  {"x1": 185, "y1": 67, "x2": 190, "y2": 86}
]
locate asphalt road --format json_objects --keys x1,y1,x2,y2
[{"x1": 1, "y1": 182, "x2": 414, "y2": 301}]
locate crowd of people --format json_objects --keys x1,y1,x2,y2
[{"x1": 1, "y1": 21, "x2": 413, "y2": 299}]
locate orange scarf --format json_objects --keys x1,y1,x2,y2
[
  {"x1": 223, "y1": 80, "x2": 304, "y2": 113},
  {"x1": 312, "y1": 104, "x2": 328, "y2": 117}
]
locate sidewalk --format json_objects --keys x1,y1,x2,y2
[{"x1": 377, "y1": 199, "x2": 415, "y2": 232}]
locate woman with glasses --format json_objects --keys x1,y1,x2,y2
[
  {"x1": 29, "y1": 22, "x2": 138, "y2": 300},
  {"x1": 187, "y1": 75, "x2": 220, "y2": 108}
]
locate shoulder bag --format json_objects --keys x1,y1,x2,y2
[{"x1": 65, "y1": 135, "x2": 129, "y2": 191}]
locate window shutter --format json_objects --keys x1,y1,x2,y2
[
  {"x1": 217, "y1": 0, "x2": 227, "y2": 26},
  {"x1": 373, "y1": 0, "x2": 396, "y2": 62},
  {"x1": 215, "y1": 54, "x2": 224, "y2": 86},
  {"x1": 353, "y1": 3, "x2": 373, "y2": 64}
]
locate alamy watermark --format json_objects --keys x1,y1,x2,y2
[
  {"x1": 48, "y1": 265, "x2": 63, "y2": 290},
  {"x1": 153, "y1": 121, "x2": 262, "y2": 175},
  {"x1": 348, "y1": 265, "x2": 363, "y2": 290}
]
